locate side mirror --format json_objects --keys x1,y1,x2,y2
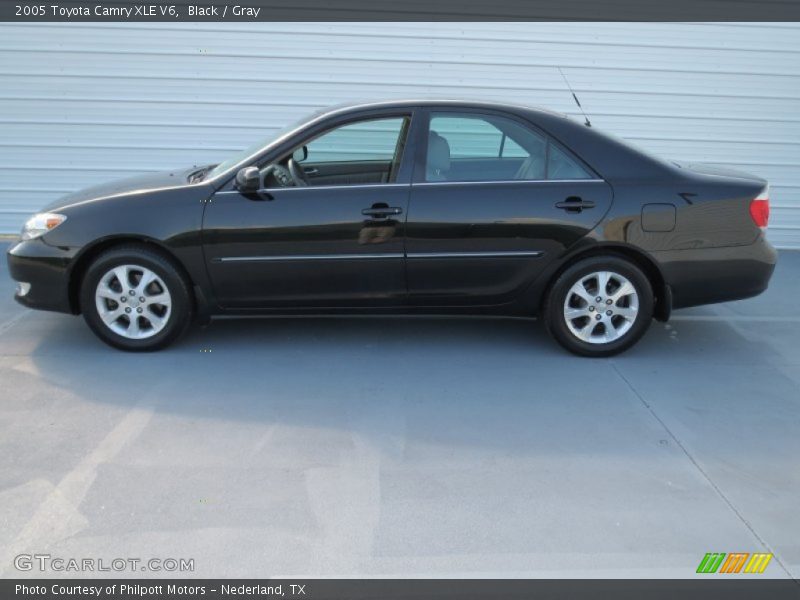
[
  {"x1": 235, "y1": 166, "x2": 260, "y2": 193},
  {"x1": 292, "y1": 145, "x2": 308, "y2": 163}
]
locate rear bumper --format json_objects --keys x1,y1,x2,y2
[
  {"x1": 652, "y1": 236, "x2": 777, "y2": 310},
  {"x1": 7, "y1": 239, "x2": 75, "y2": 314}
]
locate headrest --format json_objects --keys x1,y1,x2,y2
[{"x1": 427, "y1": 131, "x2": 451, "y2": 173}]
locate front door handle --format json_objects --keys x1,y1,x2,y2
[
  {"x1": 362, "y1": 204, "x2": 403, "y2": 218},
  {"x1": 555, "y1": 196, "x2": 595, "y2": 213}
]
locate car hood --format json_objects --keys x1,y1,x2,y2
[
  {"x1": 674, "y1": 161, "x2": 767, "y2": 185},
  {"x1": 42, "y1": 167, "x2": 202, "y2": 211}
]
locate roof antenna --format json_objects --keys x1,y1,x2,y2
[{"x1": 558, "y1": 67, "x2": 592, "y2": 127}]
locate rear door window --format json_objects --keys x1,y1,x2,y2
[{"x1": 425, "y1": 112, "x2": 593, "y2": 183}]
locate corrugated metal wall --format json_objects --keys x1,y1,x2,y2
[{"x1": 1, "y1": 22, "x2": 799, "y2": 247}]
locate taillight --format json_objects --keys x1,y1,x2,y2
[{"x1": 749, "y1": 186, "x2": 770, "y2": 230}]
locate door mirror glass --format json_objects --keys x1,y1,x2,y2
[
  {"x1": 235, "y1": 166, "x2": 260, "y2": 192},
  {"x1": 292, "y1": 145, "x2": 308, "y2": 163}
]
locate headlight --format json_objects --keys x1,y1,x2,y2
[{"x1": 21, "y1": 212, "x2": 67, "y2": 240}]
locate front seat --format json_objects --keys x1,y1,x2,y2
[{"x1": 426, "y1": 131, "x2": 451, "y2": 181}]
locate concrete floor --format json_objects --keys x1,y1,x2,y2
[{"x1": 0, "y1": 244, "x2": 798, "y2": 579}]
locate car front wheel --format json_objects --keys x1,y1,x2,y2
[
  {"x1": 543, "y1": 256, "x2": 654, "y2": 357},
  {"x1": 80, "y1": 245, "x2": 193, "y2": 351}
]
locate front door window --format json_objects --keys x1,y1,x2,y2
[{"x1": 284, "y1": 116, "x2": 410, "y2": 187}]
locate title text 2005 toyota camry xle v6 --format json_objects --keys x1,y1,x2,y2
[{"x1": 7, "y1": 100, "x2": 777, "y2": 356}]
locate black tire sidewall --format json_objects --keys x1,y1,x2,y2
[
  {"x1": 545, "y1": 256, "x2": 654, "y2": 357},
  {"x1": 80, "y1": 247, "x2": 192, "y2": 351}
]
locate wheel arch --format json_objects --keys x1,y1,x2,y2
[
  {"x1": 536, "y1": 242, "x2": 671, "y2": 322},
  {"x1": 68, "y1": 236, "x2": 196, "y2": 315}
]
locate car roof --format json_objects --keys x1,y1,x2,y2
[{"x1": 318, "y1": 98, "x2": 571, "y2": 119}]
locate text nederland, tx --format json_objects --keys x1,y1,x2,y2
[
  {"x1": 43, "y1": 4, "x2": 263, "y2": 18},
  {"x1": 16, "y1": 583, "x2": 305, "y2": 596}
]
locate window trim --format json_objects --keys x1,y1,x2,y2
[
  {"x1": 215, "y1": 182, "x2": 411, "y2": 196},
  {"x1": 410, "y1": 178, "x2": 605, "y2": 187}
]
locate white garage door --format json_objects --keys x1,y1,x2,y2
[{"x1": 1, "y1": 22, "x2": 798, "y2": 247}]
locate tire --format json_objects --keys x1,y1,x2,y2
[
  {"x1": 79, "y1": 245, "x2": 194, "y2": 351},
  {"x1": 543, "y1": 255, "x2": 654, "y2": 357}
]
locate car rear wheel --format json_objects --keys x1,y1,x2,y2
[
  {"x1": 80, "y1": 245, "x2": 193, "y2": 351},
  {"x1": 543, "y1": 255, "x2": 654, "y2": 357}
]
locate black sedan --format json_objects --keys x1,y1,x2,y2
[{"x1": 6, "y1": 100, "x2": 776, "y2": 356}]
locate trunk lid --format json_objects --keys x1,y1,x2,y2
[{"x1": 673, "y1": 161, "x2": 767, "y2": 185}]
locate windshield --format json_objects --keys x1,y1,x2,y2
[{"x1": 205, "y1": 109, "x2": 328, "y2": 180}]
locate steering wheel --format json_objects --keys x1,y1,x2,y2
[
  {"x1": 259, "y1": 164, "x2": 295, "y2": 188},
  {"x1": 287, "y1": 158, "x2": 309, "y2": 187}
]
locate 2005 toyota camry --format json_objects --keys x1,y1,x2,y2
[{"x1": 7, "y1": 100, "x2": 777, "y2": 356}]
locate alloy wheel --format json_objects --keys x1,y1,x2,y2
[
  {"x1": 563, "y1": 270, "x2": 639, "y2": 344},
  {"x1": 94, "y1": 264, "x2": 172, "y2": 339}
]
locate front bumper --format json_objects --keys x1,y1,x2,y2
[
  {"x1": 7, "y1": 239, "x2": 75, "y2": 314},
  {"x1": 652, "y1": 235, "x2": 778, "y2": 310}
]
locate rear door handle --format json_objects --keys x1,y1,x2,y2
[
  {"x1": 362, "y1": 205, "x2": 403, "y2": 218},
  {"x1": 555, "y1": 196, "x2": 595, "y2": 213}
]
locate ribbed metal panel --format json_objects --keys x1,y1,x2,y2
[{"x1": 1, "y1": 22, "x2": 798, "y2": 246}]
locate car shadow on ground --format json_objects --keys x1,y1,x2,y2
[
  {"x1": 8, "y1": 314, "x2": 691, "y2": 470},
  {"x1": 19, "y1": 310, "x2": 786, "y2": 426}
]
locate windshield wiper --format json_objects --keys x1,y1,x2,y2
[{"x1": 188, "y1": 165, "x2": 216, "y2": 183}]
